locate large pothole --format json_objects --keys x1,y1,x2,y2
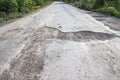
[{"x1": 43, "y1": 26, "x2": 119, "y2": 42}]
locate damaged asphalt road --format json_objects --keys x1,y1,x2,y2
[{"x1": 0, "y1": 1, "x2": 120, "y2": 80}]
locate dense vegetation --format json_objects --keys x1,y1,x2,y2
[
  {"x1": 0, "y1": 0, "x2": 120, "y2": 23},
  {"x1": 0, "y1": 0, "x2": 53, "y2": 22},
  {"x1": 62, "y1": 0, "x2": 120, "y2": 18}
]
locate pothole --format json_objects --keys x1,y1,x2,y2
[{"x1": 43, "y1": 26, "x2": 119, "y2": 42}]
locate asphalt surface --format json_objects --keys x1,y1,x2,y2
[{"x1": 0, "y1": 2, "x2": 120, "y2": 80}]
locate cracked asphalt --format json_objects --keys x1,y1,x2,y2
[{"x1": 0, "y1": 1, "x2": 120, "y2": 80}]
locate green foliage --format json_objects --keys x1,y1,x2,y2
[
  {"x1": 34, "y1": 0, "x2": 44, "y2": 5},
  {"x1": 0, "y1": 0, "x2": 53, "y2": 23},
  {"x1": 73, "y1": 2, "x2": 81, "y2": 8},
  {"x1": 34, "y1": 0, "x2": 52, "y2": 6},
  {"x1": 0, "y1": 0, "x2": 18, "y2": 13},
  {"x1": 93, "y1": 0, "x2": 104, "y2": 9},
  {"x1": 0, "y1": 12, "x2": 22, "y2": 22},
  {"x1": 0, "y1": 12, "x2": 6, "y2": 22},
  {"x1": 17, "y1": 0, "x2": 35, "y2": 12},
  {"x1": 71, "y1": 0, "x2": 120, "y2": 18},
  {"x1": 0, "y1": 17, "x2": 4, "y2": 23},
  {"x1": 73, "y1": 0, "x2": 96, "y2": 10},
  {"x1": 0, "y1": 0, "x2": 53, "y2": 13},
  {"x1": 7, "y1": 12, "x2": 23, "y2": 19},
  {"x1": 97, "y1": 7, "x2": 120, "y2": 17},
  {"x1": 81, "y1": 0, "x2": 95, "y2": 10}
]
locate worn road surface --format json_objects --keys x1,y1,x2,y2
[{"x1": 0, "y1": 2, "x2": 120, "y2": 80}]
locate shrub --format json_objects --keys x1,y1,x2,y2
[
  {"x1": 8, "y1": 12, "x2": 22, "y2": 19},
  {"x1": 0, "y1": 12, "x2": 6, "y2": 17},
  {"x1": 97, "y1": 7, "x2": 120, "y2": 17},
  {"x1": 93, "y1": 0, "x2": 104, "y2": 9},
  {"x1": 34, "y1": 0, "x2": 43, "y2": 5},
  {"x1": 84, "y1": 0, "x2": 96, "y2": 10},
  {"x1": 73, "y1": 0, "x2": 96, "y2": 10},
  {"x1": 0, "y1": 0, "x2": 53, "y2": 23},
  {"x1": 73, "y1": 2, "x2": 81, "y2": 8},
  {"x1": 34, "y1": 0, "x2": 49, "y2": 6},
  {"x1": 0, "y1": 17, "x2": 5, "y2": 23},
  {"x1": 0, "y1": 0, "x2": 18, "y2": 13},
  {"x1": 17, "y1": 0, "x2": 35, "y2": 12}
]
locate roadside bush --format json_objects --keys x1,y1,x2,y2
[
  {"x1": 0, "y1": 0, "x2": 53, "y2": 23},
  {"x1": 0, "y1": 17, "x2": 4, "y2": 23},
  {"x1": 0, "y1": 12, "x2": 6, "y2": 17},
  {"x1": 84, "y1": 0, "x2": 96, "y2": 10},
  {"x1": 34, "y1": 0, "x2": 44, "y2": 5},
  {"x1": 114, "y1": 11, "x2": 120, "y2": 17},
  {"x1": 17, "y1": 0, "x2": 35, "y2": 12},
  {"x1": 71, "y1": 0, "x2": 120, "y2": 18},
  {"x1": 0, "y1": 12, "x2": 22, "y2": 21},
  {"x1": 0, "y1": 0, "x2": 18, "y2": 13},
  {"x1": 93, "y1": 0, "x2": 104, "y2": 9},
  {"x1": 7, "y1": 12, "x2": 23, "y2": 19},
  {"x1": 73, "y1": 2, "x2": 81, "y2": 8},
  {"x1": 97, "y1": 7, "x2": 120, "y2": 17},
  {"x1": 34, "y1": 0, "x2": 50, "y2": 6},
  {"x1": 73, "y1": 0, "x2": 96, "y2": 10},
  {"x1": 114, "y1": 1, "x2": 120, "y2": 11}
]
